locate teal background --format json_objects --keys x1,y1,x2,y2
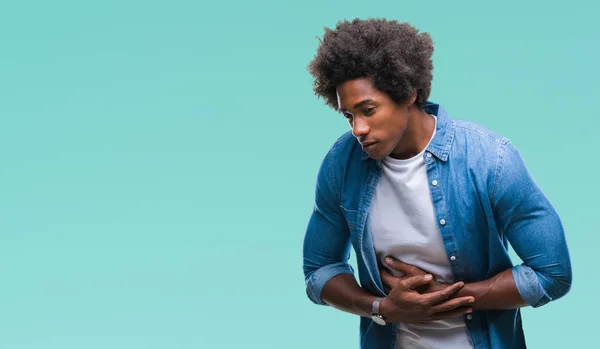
[{"x1": 0, "y1": 0, "x2": 597, "y2": 348}]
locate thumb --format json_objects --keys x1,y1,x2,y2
[
  {"x1": 401, "y1": 274, "x2": 434, "y2": 290},
  {"x1": 385, "y1": 256, "x2": 426, "y2": 276}
]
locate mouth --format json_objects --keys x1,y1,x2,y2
[{"x1": 361, "y1": 142, "x2": 377, "y2": 151}]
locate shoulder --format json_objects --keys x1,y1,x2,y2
[
  {"x1": 446, "y1": 117, "x2": 520, "y2": 186},
  {"x1": 452, "y1": 118, "x2": 510, "y2": 147},
  {"x1": 449, "y1": 118, "x2": 516, "y2": 165}
]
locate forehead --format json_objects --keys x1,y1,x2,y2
[{"x1": 336, "y1": 78, "x2": 384, "y2": 109}]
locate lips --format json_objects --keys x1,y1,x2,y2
[{"x1": 361, "y1": 141, "x2": 377, "y2": 151}]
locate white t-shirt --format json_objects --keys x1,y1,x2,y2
[{"x1": 368, "y1": 116, "x2": 474, "y2": 349}]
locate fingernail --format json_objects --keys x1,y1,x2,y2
[
  {"x1": 385, "y1": 257, "x2": 393, "y2": 264},
  {"x1": 468, "y1": 298, "x2": 475, "y2": 304},
  {"x1": 424, "y1": 274, "x2": 432, "y2": 280},
  {"x1": 466, "y1": 308, "x2": 473, "y2": 313}
]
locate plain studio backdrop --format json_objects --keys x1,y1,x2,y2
[{"x1": 0, "y1": 1, "x2": 597, "y2": 348}]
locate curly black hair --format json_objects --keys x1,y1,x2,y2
[{"x1": 308, "y1": 18, "x2": 434, "y2": 110}]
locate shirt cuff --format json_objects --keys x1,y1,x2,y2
[
  {"x1": 512, "y1": 264, "x2": 552, "y2": 308},
  {"x1": 305, "y1": 262, "x2": 355, "y2": 305}
]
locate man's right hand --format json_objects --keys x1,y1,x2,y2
[{"x1": 379, "y1": 273, "x2": 475, "y2": 323}]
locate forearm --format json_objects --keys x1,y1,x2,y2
[
  {"x1": 321, "y1": 273, "x2": 378, "y2": 318},
  {"x1": 457, "y1": 268, "x2": 527, "y2": 310}
]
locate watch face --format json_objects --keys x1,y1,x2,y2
[{"x1": 371, "y1": 314, "x2": 386, "y2": 326}]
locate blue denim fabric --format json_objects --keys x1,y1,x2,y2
[{"x1": 302, "y1": 102, "x2": 572, "y2": 349}]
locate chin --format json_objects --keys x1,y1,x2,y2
[
  {"x1": 363, "y1": 142, "x2": 390, "y2": 160},
  {"x1": 367, "y1": 151, "x2": 387, "y2": 160}
]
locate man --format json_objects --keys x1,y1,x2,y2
[{"x1": 302, "y1": 18, "x2": 572, "y2": 349}]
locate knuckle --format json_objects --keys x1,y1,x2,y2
[
  {"x1": 436, "y1": 293, "x2": 448, "y2": 301},
  {"x1": 441, "y1": 286, "x2": 451, "y2": 294},
  {"x1": 419, "y1": 298, "x2": 431, "y2": 307}
]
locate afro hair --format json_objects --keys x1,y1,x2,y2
[{"x1": 308, "y1": 18, "x2": 435, "y2": 110}]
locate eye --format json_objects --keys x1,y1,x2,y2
[
  {"x1": 343, "y1": 112, "x2": 353, "y2": 120},
  {"x1": 364, "y1": 107, "x2": 375, "y2": 115}
]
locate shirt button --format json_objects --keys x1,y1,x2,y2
[
  {"x1": 426, "y1": 152, "x2": 432, "y2": 158},
  {"x1": 439, "y1": 219, "x2": 446, "y2": 225},
  {"x1": 450, "y1": 256, "x2": 456, "y2": 261},
  {"x1": 432, "y1": 180, "x2": 438, "y2": 186},
  {"x1": 466, "y1": 314, "x2": 473, "y2": 320}
]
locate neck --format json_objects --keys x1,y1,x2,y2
[{"x1": 389, "y1": 106, "x2": 435, "y2": 160}]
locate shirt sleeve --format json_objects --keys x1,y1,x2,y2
[
  {"x1": 492, "y1": 141, "x2": 572, "y2": 308},
  {"x1": 302, "y1": 150, "x2": 354, "y2": 305}
]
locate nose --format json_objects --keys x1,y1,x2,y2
[{"x1": 351, "y1": 116, "x2": 370, "y2": 138}]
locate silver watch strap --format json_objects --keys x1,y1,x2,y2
[{"x1": 372, "y1": 297, "x2": 384, "y2": 314}]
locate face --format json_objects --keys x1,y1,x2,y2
[{"x1": 336, "y1": 77, "x2": 414, "y2": 160}]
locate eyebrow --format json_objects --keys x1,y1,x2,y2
[{"x1": 339, "y1": 99, "x2": 375, "y2": 113}]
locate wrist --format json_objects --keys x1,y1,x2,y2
[
  {"x1": 352, "y1": 294, "x2": 378, "y2": 318},
  {"x1": 457, "y1": 281, "x2": 484, "y2": 309},
  {"x1": 378, "y1": 297, "x2": 392, "y2": 319},
  {"x1": 370, "y1": 297, "x2": 388, "y2": 326}
]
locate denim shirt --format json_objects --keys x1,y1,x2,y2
[{"x1": 302, "y1": 102, "x2": 572, "y2": 349}]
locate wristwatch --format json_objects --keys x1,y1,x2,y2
[{"x1": 370, "y1": 297, "x2": 387, "y2": 326}]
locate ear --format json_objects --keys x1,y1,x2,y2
[{"x1": 407, "y1": 91, "x2": 418, "y2": 107}]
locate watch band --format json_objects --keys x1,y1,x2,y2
[
  {"x1": 370, "y1": 297, "x2": 387, "y2": 326},
  {"x1": 372, "y1": 297, "x2": 384, "y2": 315}
]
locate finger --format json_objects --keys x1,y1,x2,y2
[
  {"x1": 421, "y1": 281, "x2": 465, "y2": 304},
  {"x1": 400, "y1": 274, "x2": 434, "y2": 290},
  {"x1": 429, "y1": 296, "x2": 475, "y2": 314},
  {"x1": 384, "y1": 257, "x2": 426, "y2": 276},
  {"x1": 429, "y1": 307, "x2": 473, "y2": 321},
  {"x1": 380, "y1": 268, "x2": 400, "y2": 289}
]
